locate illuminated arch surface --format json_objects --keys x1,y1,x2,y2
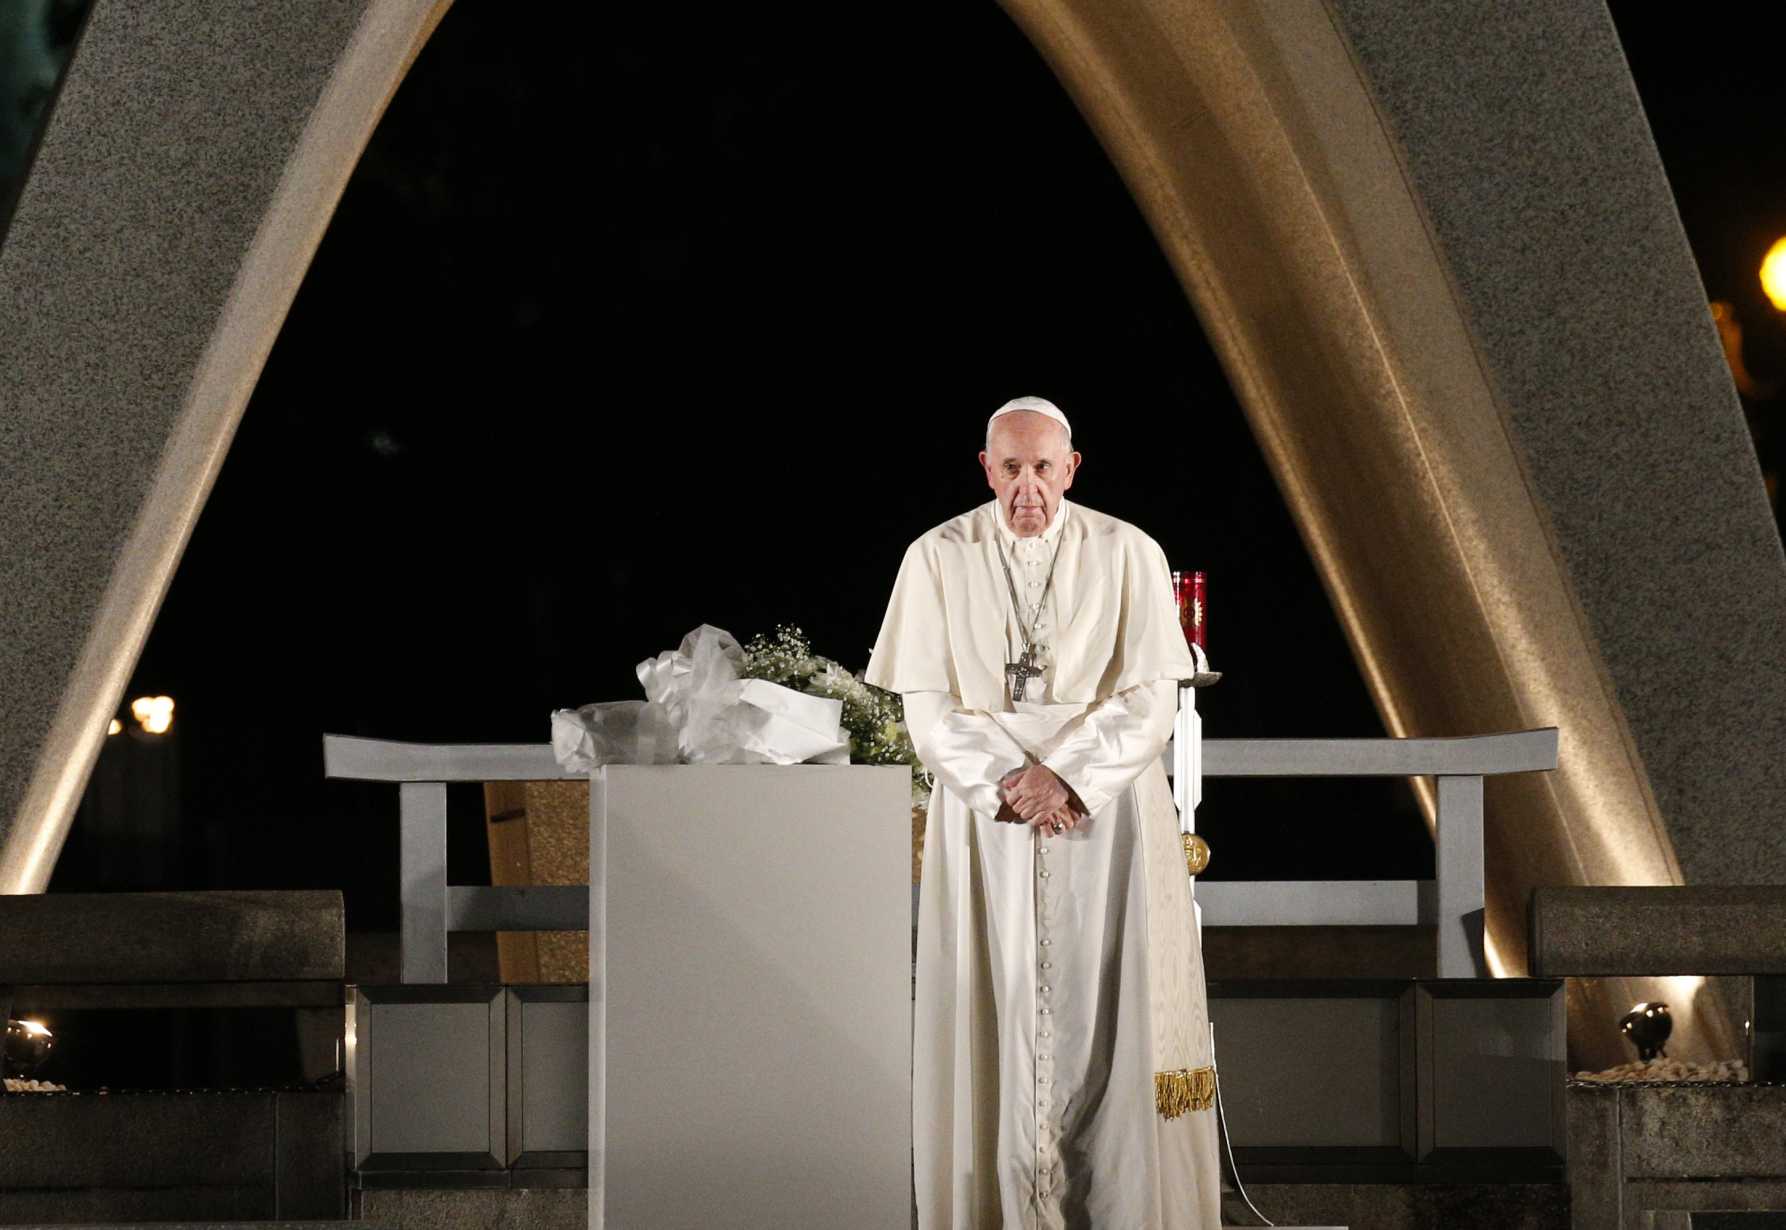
[{"x1": 998, "y1": 0, "x2": 1786, "y2": 1065}]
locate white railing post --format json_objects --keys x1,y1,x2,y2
[
  {"x1": 1435, "y1": 774, "x2": 1487, "y2": 978},
  {"x1": 1173, "y1": 683, "x2": 1201, "y2": 821},
  {"x1": 399, "y1": 781, "x2": 448, "y2": 984},
  {"x1": 1175, "y1": 682, "x2": 1205, "y2": 935}
]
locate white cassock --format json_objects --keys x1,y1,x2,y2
[{"x1": 867, "y1": 497, "x2": 1221, "y2": 1230}]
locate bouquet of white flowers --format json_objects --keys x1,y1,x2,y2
[{"x1": 739, "y1": 625, "x2": 932, "y2": 810}]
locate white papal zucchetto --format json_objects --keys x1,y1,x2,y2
[{"x1": 987, "y1": 395, "x2": 1072, "y2": 442}]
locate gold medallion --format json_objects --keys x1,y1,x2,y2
[{"x1": 1181, "y1": 832, "x2": 1211, "y2": 877}]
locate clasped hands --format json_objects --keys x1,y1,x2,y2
[{"x1": 996, "y1": 763, "x2": 1087, "y2": 834}]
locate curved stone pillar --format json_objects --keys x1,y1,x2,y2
[
  {"x1": 0, "y1": 0, "x2": 448, "y2": 894},
  {"x1": 1001, "y1": 0, "x2": 1785, "y2": 1065}
]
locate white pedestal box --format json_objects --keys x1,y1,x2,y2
[{"x1": 589, "y1": 764, "x2": 912, "y2": 1229}]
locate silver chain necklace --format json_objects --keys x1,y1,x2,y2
[{"x1": 994, "y1": 533, "x2": 1060, "y2": 702}]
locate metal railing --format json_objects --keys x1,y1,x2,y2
[
  {"x1": 325, "y1": 736, "x2": 583, "y2": 984},
  {"x1": 325, "y1": 723, "x2": 1558, "y2": 983},
  {"x1": 1177, "y1": 727, "x2": 1558, "y2": 977}
]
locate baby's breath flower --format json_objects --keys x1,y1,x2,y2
[{"x1": 740, "y1": 624, "x2": 931, "y2": 810}]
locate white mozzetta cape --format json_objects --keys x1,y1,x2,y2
[{"x1": 865, "y1": 500, "x2": 1197, "y2": 710}]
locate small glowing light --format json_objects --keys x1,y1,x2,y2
[
  {"x1": 1483, "y1": 930, "x2": 1509, "y2": 978},
  {"x1": 18, "y1": 1020, "x2": 50, "y2": 1038},
  {"x1": 1762, "y1": 238, "x2": 1786, "y2": 311},
  {"x1": 130, "y1": 695, "x2": 175, "y2": 735},
  {"x1": 1661, "y1": 974, "x2": 1705, "y2": 1005},
  {"x1": 107, "y1": 719, "x2": 122, "y2": 736}
]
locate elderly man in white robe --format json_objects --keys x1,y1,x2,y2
[{"x1": 867, "y1": 397, "x2": 1221, "y2": 1229}]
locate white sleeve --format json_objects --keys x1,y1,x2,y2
[
  {"x1": 1040, "y1": 679, "x2": 1177, "y2": 817},
  {"x1": 904, "y1": 691, "x2": 1033, "y2": 819}
]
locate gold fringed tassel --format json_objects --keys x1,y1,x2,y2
[{"x1": 1155, "y1": 1065, "x2": 1217, "y2": 1119}]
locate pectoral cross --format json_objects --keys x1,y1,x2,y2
[{"x1": 1005, "y1": 647, "x2": 1044, "y2": 702}]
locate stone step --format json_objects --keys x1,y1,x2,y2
[
  {"x1": 1203, "y1": 922, "x2": 1433, "y2": 978},
  {"x1": 0, "y1": 1089, "x2": 345, "y2": 1222},
  {"x1": 1530, "y1": 885, "x2": 1786, "y2": 975},
  {"x1": 0, "y1": 890, "x2": 344, "y2": 984},
  {"x1": 359, "y1": 1188, "x2": 583, "y2": 1228}
]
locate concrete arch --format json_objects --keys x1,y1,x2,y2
[
  {"x1": 1000, "y1": 0, "x2": 1784, "y2": 1065},
  {"x1": 3, "y1": 0, "x2": 1782, "y2": 1065},
  {"x1": 0, "y1": 0, "x2": 448, "y2": 895}
]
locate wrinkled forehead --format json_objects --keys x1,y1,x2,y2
[{"x1": 985, "y1": 411, "x2": 1073, "y2": 458}]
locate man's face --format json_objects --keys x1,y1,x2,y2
[{"x1": 980, "y1": 413, "x2": 1080, "y2": 537}]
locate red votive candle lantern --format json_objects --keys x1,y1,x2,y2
[{"x1": 1172, "y1": 570, "x2": 1206, "y2": 652}]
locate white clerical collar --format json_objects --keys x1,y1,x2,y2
[{"x1": 992, "y1": 496, "x2": 1070, "y2": 545}]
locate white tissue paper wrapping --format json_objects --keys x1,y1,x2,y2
[{"x1": 550, "y1": 624, "x2": 850, "y2": 773}]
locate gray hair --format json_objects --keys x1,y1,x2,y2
[{"x1": 985, "y1": 413, "x2": 1073, "y2": 453}]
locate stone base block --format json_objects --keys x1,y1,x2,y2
[{"x1": 1568, "y1": 1083, "x2": 1786, "y2": 1227}]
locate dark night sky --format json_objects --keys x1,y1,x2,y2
[
  {"x1": 34, "y1": 3, "x2": 1786, "y2": 925},
  {"x1": 1617, "y1": 9, "x2": 1786, "y2": 329}
]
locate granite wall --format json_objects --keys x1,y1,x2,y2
[{"x1": 1321, "y1": 0, "x2": 1786, "y2": 901}]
